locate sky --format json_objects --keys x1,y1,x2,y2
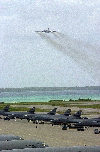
[{"x1": 0, "y1": 0, "x2": 100, "y2": 88}]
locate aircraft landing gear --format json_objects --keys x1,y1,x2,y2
[{"x1": 62, "y1": 124, "x2": 67, "y2": 130}]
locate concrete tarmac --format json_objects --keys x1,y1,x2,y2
[{"x1": 0, "y1": 119, "x2": 100, "y2": 146}]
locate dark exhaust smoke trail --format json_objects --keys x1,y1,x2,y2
[
  {"x1": 38, "y1": 33, "x2": 65, "y2": 54},
  {"x1": 55, "y1": 32, "x2": 100, "y2": 55},
  {"x1": 53, "y1": 32, "x2": 100, "y2": 71},
  {"x1": 52, "y1": 32, "x2": 60, "y2": 38},
  {"x1": 38, "y1": 33, "x2": 90, "y2": 66},
  {"x1": 38, "y1": 33, "x2": 94, "y2": 69},
  {"x1": 38, "y1": 33, "x2": 100, "y2": 81}
]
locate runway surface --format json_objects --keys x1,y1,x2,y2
[{"x1": 0, "y1": 119, "x2": 100, "y2": 146}]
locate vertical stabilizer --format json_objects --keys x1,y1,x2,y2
[
  {"x1": 47, "y1": 108, "x2": 57, "y2": 115},
  {"x1": 73, "y1": 110, "x2": 82, "y2": 118},
  {"x1": 29, "y1": 107, "x2": 35, "y2": 114},
  {"x1": 64, "y1": 109, "x2": 71, "y2": 116},
  {"x1": 3, "y1": 105, "x2": 10, "y2": 112}
]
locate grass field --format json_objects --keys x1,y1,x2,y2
[{"x1": 0, "y1": 99, "x2": 100, "y2": 113}]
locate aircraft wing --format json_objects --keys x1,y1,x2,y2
[{"x1": 35, "y1": 31, "x2": 42, "y2": 32}]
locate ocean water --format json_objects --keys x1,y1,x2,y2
[{"x1": 0, "y1": 88, "x2": 100, "y2": 103}]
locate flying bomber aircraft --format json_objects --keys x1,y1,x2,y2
[{"x1": 35, "y1": 28, "x2": 56, "y2": 33}]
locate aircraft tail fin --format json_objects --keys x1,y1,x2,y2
[
  {"x1": 64, "y1": 109, "x2": 71, "y2": 116},
  {"x1": 3, "y1": 105, "x2": 10, "y2": 112},
  {"x1": 47, "y1": 108, "x2": 57, "y2": 115},
  {"x1": 29, "y1": 107, "x2": 35, "y2": 114},
  {"x1": 73, "y1": 110, "x2": 82, "y2": 118}
]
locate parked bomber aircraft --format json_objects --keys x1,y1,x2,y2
[
  {"x1": 22, "y1": 108, "x2": 57, "y2": 122},
  {"x1": 50, "y1": 110, "x2": 83, "y2": 125},
  {"x1": 65, "y1": 116, "x2": 100, "y2": 129},
  {"x1": 0, "y1": 140, "x2": 48, "y2": 150},
  {"x1": 1, "y1": 146, "x2": 100, "y2": 152},
  {"x1": 2, "y1": 107, "x2": 35, "y2": 119},
  {"x1": 0, "y1": 105, "x2": 10, "y2": 115},
  {"x1": 3, "y1": 108, "x2": 57, "y2": 120},
  {"x1": 75, "y1": 118, "x2": 100, "y2": 128},
  {"x1": 0, "y1": 134, "x2": 23, "y2": 141},
  {"x1": 90, "y1": 117, "x2": 100, "y2": 122},
  {"x1": 51, "y1": 116, "x2": 100, "y2": 130},
  {"x1": 22, "y1": 108, "x2": 71, "y2": 122},
  {"x1": 35, "y1": 28, "x2": 56, "y2": 33}
]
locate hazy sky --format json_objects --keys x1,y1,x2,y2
[{"x1": 0, "y1": 0, "x2": 100, "y2": 87}]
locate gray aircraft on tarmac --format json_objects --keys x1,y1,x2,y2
[
  {"x1": 21, "y1": 108, "x2": 58, "y2": 122},
  {"x1": 51, "y1": 116, "x2": 100, "y2": 130},
  {"x1": 0, "y1": 105, "x2": 10, "y2": 115},
  {"x1": 3, "y1": 107, "x2": 57, "y2": 121},
  {"x1": 0, "y1": 140, "x2": 48, "y2": 150},
  {"x1": 1, "y1": 146, "x2": 100, "y2": 152},
  {"x1": 74, "y1": 117, "x2": 100, "y2": 128},
  {"x1": 2, "y1": 107, "x2": 36, "y2": 120},
  {"x1": 0, "y1": 134, "x2": 23, "y2": 141},
  {"x1": 50, "y1": 110, "x2": 83, "y2": 125},
  {"x1": 35, "y1": 28, "x2": 56, "y2": 33},
  {"x1": 22, "y1": 109, "x2": 71, "y2": 122},
  {"x1": 90, "y1": 117, "x2": 100, "y2": 122}
]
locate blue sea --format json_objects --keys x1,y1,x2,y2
[{"x1": 0, "y1": 87, "x2": 100, "y2": 103}]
